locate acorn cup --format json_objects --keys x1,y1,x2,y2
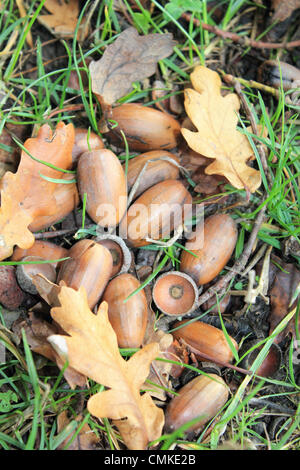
[
  {"x1": 57, "y1": 239, "x2": 113, "y2": 309},
  {"x1": 119, "y1": 179, "x2": 192, "y2": 247},
  {"x1": 102, "y1": 103, "x2": 182, "y2": 151},
  {"x1": 180, "y1": 213, "x2": 238, "y2": 286},
  {"x1": 164, "y1": 374, "x2": 229, "y2": 433},
  {"x1": 77, "y1": 148, "x2": 127, "y2": 228},
  {"x1": 152, "y1": 271, "x2": 198, "y2": 316},
  {"x1": 125, "y1": 150, "x2": 180, "y2": 199},
  {"x1": 94, "y1": 234, "x2": 132, "y2": 278},
  {"x1": 172, "y1": 319, "x2": 238, "y2": 364},
  {"x1": 16, "y1": 256, "x2": 57, "y2": 295},
  {"x1": 12, "y1": 240, "x2": 69, "y2": 269},
  {"x1": 102, "y1": 273, "x2": 148, "y2": 348}
]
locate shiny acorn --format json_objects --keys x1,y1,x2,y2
[
  {"x1": 172, "y1": 319, "x2": 238, "y2": 364},
  {"x1": 104, "y1": 103, "x2": 181, "y2": 151},
  {"x1": 102, "y1": 273, "x2": 148, "y2": 348},
  {"x1": 164, "y1": 374, "x2": 229, "y2": 433},
  {"x1": 153, "y1": 271, "x2": 198, "y2": 316},
  {"x1": 180, "y1": 213, "x2": 238, "y2": 285},
  {"x1": 12, "y1": 240, "x2": 69, "y2": 269},
  {"x1": 77, "y1": 149, "x2": 127, "y2": 228},
  {"x1": 125, "y1": 150, "x2": 180, "y2": 198},
  {"x1": 119, "y1": 179, "x2": 192, "y2": 247},
  {"x1": 72, "y1": 127, "x2": 104, "y2": 166},
  {"x1": 57, "y1": 239, "x2": 113, "y2": 309}
]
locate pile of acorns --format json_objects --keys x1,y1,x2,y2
[{"x1": 0, "y1": 103, "x2": 272, "y2": 436}]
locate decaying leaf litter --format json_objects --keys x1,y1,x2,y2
[{"x1": 0, "y1": 0, "x2": 299, "y2": 451}]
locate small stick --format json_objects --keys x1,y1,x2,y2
[
  {"x1": 181, "y1": 13, "x2": 300, "y2": 50},
  {"x1": 197, "y1": 201, "x2": 267, "y2": 307},
  {"x1": 228, "y1": 78, "x2": 273, "y2": 187},
  {"x1": 179, "y1": 339, "x2": 252, "y2": 376}
]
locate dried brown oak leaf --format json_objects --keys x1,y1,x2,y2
[
  {"x1": 271, "y1": 0, "x2": 300, "y2": 22},
  {"x1": 0, "y1": 122, "x2": 74, "y2": 261},
  {"x1": 89, "y1": 27, "x2": 176, "y2": 108},
  {"x1": 47, "y1": 286, "x2": 164, "y2": 450},
  {"x1": 38, "y1": 0, "x2": 88, "y2": 39},
  {"x1": 181, "y1": 66, "x2": 262, "y2": 193}
]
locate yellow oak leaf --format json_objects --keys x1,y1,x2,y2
[
  {"x1": 47, "y1": 286, "x2": 164, "y2": 450},
  {"x1": 181, "y1": 66, "x2": 262, "y2": 192}
]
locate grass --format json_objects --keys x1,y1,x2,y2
[{"x1": 0, "y1": 0, "x2": 299, "y2": 451}]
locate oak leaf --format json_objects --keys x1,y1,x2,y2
[
  {"x1": 181, "y1": 66, "x2": 262, "y2": 192},
  {"x1": 89, "y1": 27, "x2": 176, "y2": 108},
  {"x1": 47, "y1": 286, "x2": 164, "y2": 450},
  {"x1": 0, "y1": 122, "x2": 74, "y2": 260},
  {"x1": 38, "y1": 0, "x2": 87, "y2": 39}
]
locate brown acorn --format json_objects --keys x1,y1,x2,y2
[
  {"x1": 125, "y1": 150, "x2": 180, "y2": 198},
  {"x1": 164, "y1": 374, "x2": 229, "y2": 433},
  {"x1": 95, "y1": 234, "x2": 132, "y2": 277},
  {"x1": 152, "y1": 271, "x2": 198, "y2": 316},
  {"x1": 102, "y1": 273, "x2": 148, "y2": 348},
  {"x1": 57, "y1": 239, "x2": 113, "y2": 309},
  {"x1": 72, "y1": 127, "x2": 104, "y2": 166},
  {"x1": 29, "y1": 173, "x2": 79, "y2": 232},
  {"x1": 180, "y1": 213, "x2": 238, "y2": 286},
  {"x1": 172, "y1": 319, "x2": 238, "y2": 364},
  {"x1": 119, "y1": 179, "x2": 192, "y2": 247},
  {"x1": 12, "y1": 241, "x2": 69, "y2": 268},
  {"x1": 104, "y1": 103, "x2": 181, "y2": 151},
  {"x1": 77, "y1": 149, "x2": 127, "y2": 228},
  {"x1": 240, "y1": 340, "x2": 282, "y2": 378},
  {"x1": 16, "y1": 256, "x2": 57, "y2": 295}
]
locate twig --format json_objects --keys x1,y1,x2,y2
[
  {"x1": 228, "y1": 78, "x2": 274, "y2": 187},
  {"x1": 34, "y1": 227, "x2": 80, "y2": 239},
  {"x1": 181, "y1": 13, "x2": 300, "y2": 50},
  {"x1": 197, "y1": 201, "x2": 267, "y2": 307}
]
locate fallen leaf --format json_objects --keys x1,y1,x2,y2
[
  {"x1": 89, "y1": 27, "x2": 176, "y2": 109},
  {"x1": 0, "y1": 122, "x2": 74, "y2": 260},
  {"x1": 181, "y1": 66, "x2": 262, "y2": 192},
  {"x1": 47, "y1": 286, "x2": 164, "y2": 450},
  {"x1": 38, "y1": 0, "x2": 88, "y2": 39},
  {"x1": 271, "y1": 0, "x2": 300, "y2": 22},
  {"x1": 14, "y1": 311, "x2": 86, "y2": 389},
  {"x1": 57, "y1": 411, "x2": 100, "y2": 450},
  {"x1": 142, "y1": 328, "x2": 174, "y2": 401}
]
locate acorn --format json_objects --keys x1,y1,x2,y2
[
  {"x1": 104, "y1": 103, "x2": 181, "y2": 151},
  {"x1": 29, "y1": 173, "x2": 79, "y2": 232},
  {"x1": 77, "y1": 149, "x2": 127, "y2": 227},
  {"x1": 153, "y1": 271, "x2": 198, "y2": 316},
  {"x1": 258, "y1": 60, "x2": 300, "y2": 91},
  {"x1": 72, "y1": 127, "x2": 104, "y2": 166},
  {"x1": 180, "y1": 213, "x2": 238, "y2": 286},
  {"x1": 95, "y1": 234, "x2": 132, "y2": 277},
  {"x1": 125, "y1": 150, "x2": 180, "y2": 198},
  {"x1": 240, "y1": 340, "x2": 282, "y2": 378},
  {"x1": 172, "y1": 319, "x2": 238, "y2": 364},
  {"x1": 57, "y1": 239, "x2": 113, "y2": 309},
  {"x1": 119, "y1": 179, "x2": 192, "y2": 247},
  {"x1": 164, "y1": 374, "x2": 229, "y2": 433},
  {"x1": 12, "y1": 240, "x2": 69, "y2": 268},
  {"x1": 102, "y1": 273, "x2": 148, "y2": 348},
  {"x1": 0, "y1": 266, "x2": 25, "y2": 309},
  {"x1": 16, "y1": 256, "x2": 57, "y2": 295}
]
